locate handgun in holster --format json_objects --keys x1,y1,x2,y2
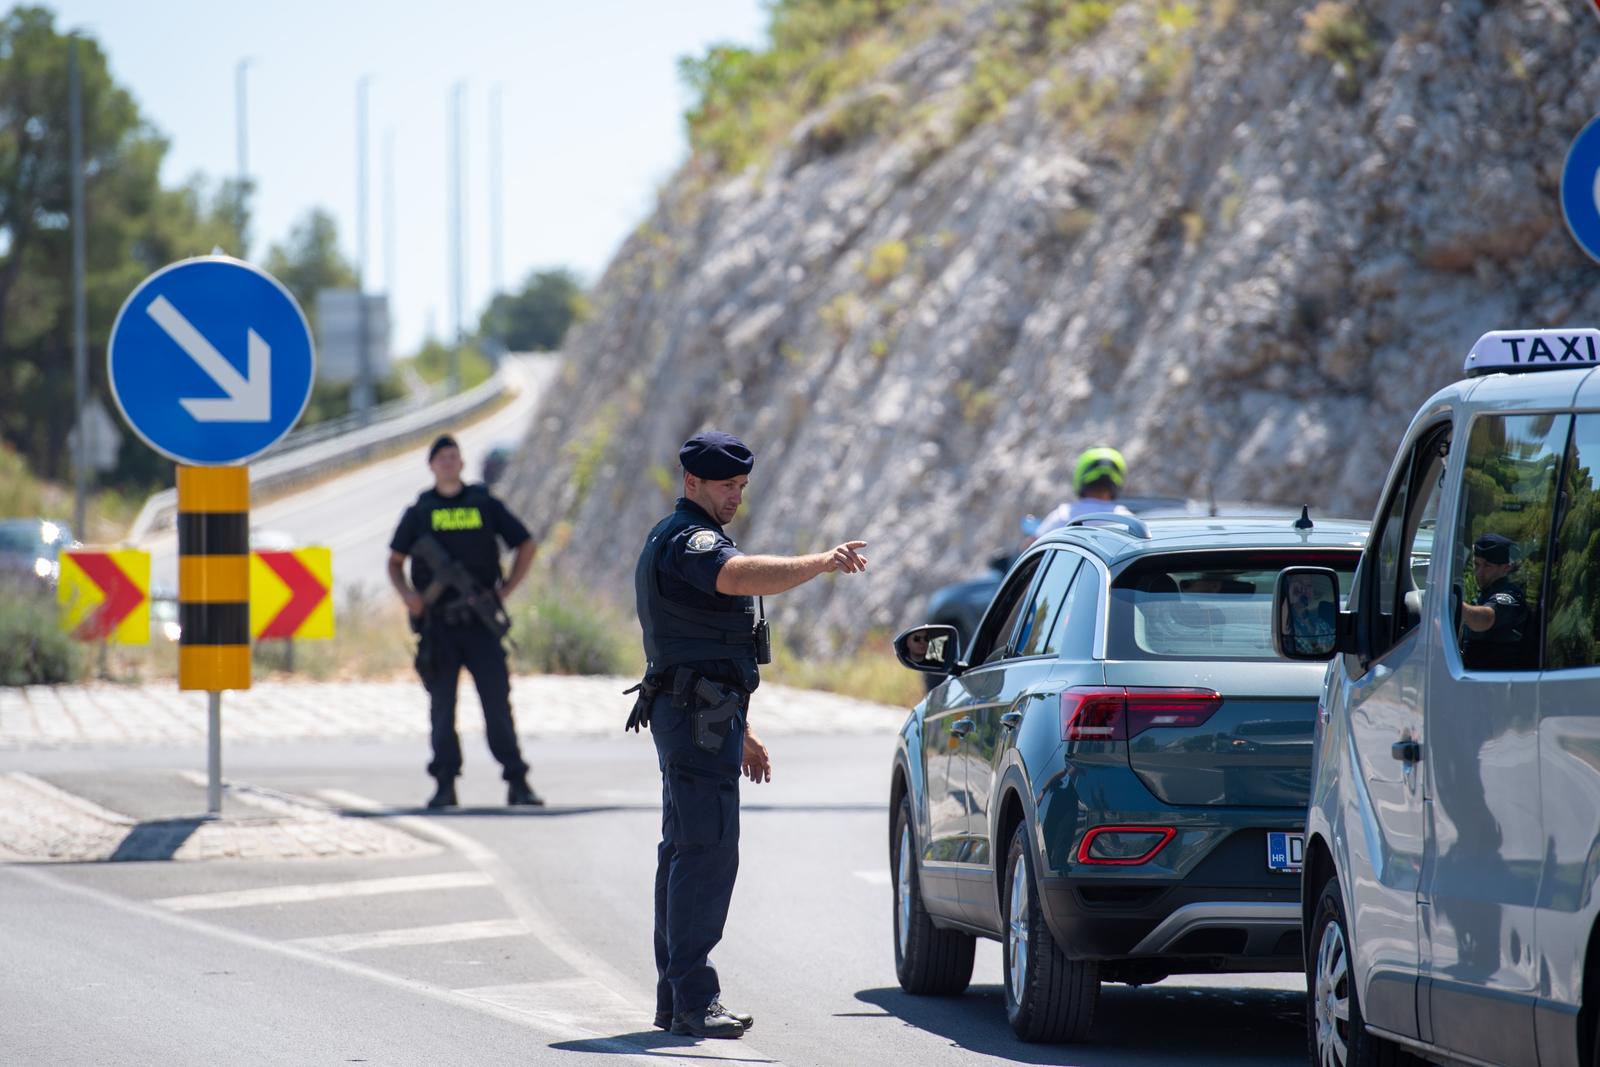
[{"x1": 685, "y1": 675, "x2": 746, "y2": 754}]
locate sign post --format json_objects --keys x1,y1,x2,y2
[{"x1": 108, "y1": 255, "x2": 314, "y2": 816}]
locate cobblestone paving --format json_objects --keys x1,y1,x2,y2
[
  {"x1": 0, "y1": 772, "x2": 436, "y2": 864},
  {"x1": 0, "y1": 675, "x2": 906, "y2": 751}
]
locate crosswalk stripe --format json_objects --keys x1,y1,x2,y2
[
  {"x1": 288, "y1": 918, "x2": 529, "y2": 953},
  {"x1": 153, "y1": 871, "x2": 491, "y2": 912}
]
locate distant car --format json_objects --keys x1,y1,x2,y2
[
  {"x1": 0, "y1": 518, "x2": 76, "y2": 588},
  {"x1": 889, "y1": 512, "x2": 1366, "y2": 1044},
  {"x1": 149, "y1": 586, "x2": 181, "y2": 643},
  {"x1": 482, "y1": 444, "x2": 514, "y2": 486}
]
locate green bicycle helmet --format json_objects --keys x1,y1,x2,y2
[{"x1": 1073, "y1": 446, "x2": 1127, "y2": 495}]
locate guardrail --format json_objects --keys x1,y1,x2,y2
[{"x1": 127, "y1": 367, "x2": 511, "y2": 544}]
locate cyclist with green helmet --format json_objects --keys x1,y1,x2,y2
[{"x1": 1036, "y1": 446, "x2": 1131, "y2": 535}]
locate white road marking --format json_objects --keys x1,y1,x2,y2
[
  {"x1": 318, "y1": 789, "x2": 787, "y2": 1062},
  {"x1": 7, "y1": 866, "x2": 712, "y2": 1067},
  {"x1": 153, "y1": 871, "x2": 491, "y2": 912},
  {"x1": 854, "y1": 869, "x2": 892, "y2": 886},
  {"x1": 289, "y1": 918, "x2": 528, "y2": 953}
]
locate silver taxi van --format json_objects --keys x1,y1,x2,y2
[{"x1": 1272, "y1": 329, "x2": 1600, "y2": 1067}]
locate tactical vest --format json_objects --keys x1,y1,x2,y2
[{"x1": 634, "y1": 509, "x2": 757, "y2": 680}]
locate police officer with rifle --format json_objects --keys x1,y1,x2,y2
[
  {"x1": 388, "y1": 435, "x2": 542, "y2": 809},
  {"x1": 626, "y1": 431, "x2": 867, "y2": 1039}
]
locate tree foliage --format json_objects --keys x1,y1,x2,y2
[
  {"x1": 262, "y1": 207, "x2": 356, "y2": 335},
  {"x1": 478, "y1": 268, "x2": 583, "y2": 352},
  {"x1": 0, "y1": 6, "x2": 246, "y2": 487}
]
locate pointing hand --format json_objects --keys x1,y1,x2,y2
[{"x1": 827, "y1": 541, "x2": 868, "y2": 575}]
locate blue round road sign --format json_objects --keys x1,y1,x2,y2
[
  {"x1": 108, "y1": 256, "x2": 315, "y2": 466},
  {"x1": 1562, "y1": 114, "x2": 1600, "y2": 266}
]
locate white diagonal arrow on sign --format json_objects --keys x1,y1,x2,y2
[{"x1": 146, "y1": 294, "x2": 272, "y2": 423}]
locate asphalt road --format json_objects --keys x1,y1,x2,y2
[
  {"x1": 141, "y1": 354, "x2": 557, "y2": 597},
  {"x1": 1, "y1": 731, "x2": 1309, "y2": 1066}
]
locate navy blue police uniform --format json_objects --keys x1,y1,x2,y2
[
  {"x1": 630, "y1": 432, "x2": 760, "y2": 1036},
  {"x1": 1463, "y1": 533, "x2": 1530, "y2": 671},
  {"x1": 390, "y1": 481, "x2": 533, "y2": 787}
]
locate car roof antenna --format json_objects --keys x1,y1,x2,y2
[{"x1": 1295, "y1": 505, "x2": 1314, "y2": 531}]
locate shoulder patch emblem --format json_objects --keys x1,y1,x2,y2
[
  {"x1": 1491, "y1": 593, "x2": 1518, "y2": 607},
  {"x1": 686, "y1": 529, "x2": 720, "y2": 554}
]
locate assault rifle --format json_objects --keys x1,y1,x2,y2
[{"x1": 410, "y1": 535, "x2": 511, "y2": 639}]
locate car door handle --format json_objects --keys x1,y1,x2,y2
[
  {"x1": 1000, "y1": 711, "x2": 1023, "y2": 730},
  {"x1": 951, "y1": 718, "x2": 976, "y2": 738},
  {"x1": 1391, "y1": 739, "x2": 1421, "y2": 763}
]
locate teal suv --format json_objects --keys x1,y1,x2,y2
[{"x1": 889, "y1": 513, "x2": 1365, "y2": 1043}]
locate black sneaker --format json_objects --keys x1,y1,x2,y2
[
  {"x1": 670, "y1": 1002, "x2": 746, "y2": 1039},
  {"x1": 426, "y1": 781, "x2": 457, "y2": 809},
  {"x1": 507, "y1": 778, "x2": 544, "y2": 807}
]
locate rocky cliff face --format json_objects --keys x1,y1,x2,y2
[{"x1": 507, "y1": 0, "x2": 1599, "y2": 647}]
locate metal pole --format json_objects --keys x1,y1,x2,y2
[
  {"x1": 383, "y1": 127, "x2": 395, "y2": 309},
  {"x1": 489, "y1": 83, "x2": 503, "y2": 298},
  {"x1": 449, "y1": 82, "x2": 465, "y2": 395},
  {"x1": 355, "y1": 76, "x2": 373, "y2": 421},
  {"x1": 207, "y1": 691, "x2": 223, "y2": 815},
  {"x1": 235, "y1": 58, "x2": 251, "y2": 256},
  {"x1": 68, "y1": 36, "x2": 88, "y2": 540}
]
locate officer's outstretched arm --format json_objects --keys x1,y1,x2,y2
[
  {"x1": 716, "y1": 541, "x2": 867, "y2": 596},
  {"x1": 1461, "y1": 602, "x2": 1497, "y2": 632}
]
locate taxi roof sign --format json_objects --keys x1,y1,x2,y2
[{"x1": 1464, "y1": 329, "x2": 1600, "y2": 377}]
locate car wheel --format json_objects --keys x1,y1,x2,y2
[
  {"x1": 1003, "y1": 820, "x2": 1099, "y2": 1042},
  {"x1": 892, "y1": 795, "x2": 975, "y2": 995},
  {"x1": 1308, "y1": 877, "x2": 1425, "y2": 1067}
]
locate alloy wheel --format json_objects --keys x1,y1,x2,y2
[
  {"x1": 1313, "y1": 916, "x2": 1352, "y2": 1067},
  {"x1": 1007, "y1": 854, "x2": 1030, "y2": 1000},
  {"x1": 896, "y1": 823, "x2": 912, "y2": 961}
]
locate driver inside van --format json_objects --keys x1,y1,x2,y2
[{"x1": 1460, "y1": 532, "x2": 1528, "y2": 667}]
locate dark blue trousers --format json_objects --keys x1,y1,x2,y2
[
  {"x1": 424, "y1": 622, "x2": 529, "y2": 782},
  {"x1": 649, "y1": 689, "x2": 744, "y2": 1018}
]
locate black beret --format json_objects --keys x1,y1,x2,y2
[
  {"x1": 428, "y1": 434, "x2": 459, "y2": 462},
  {"x1": 1473, "y1": 532, "x2": 1514, "y2": 565},
  {"x1": 679, "y1": 431, "x2": 754, "y2": 480}
]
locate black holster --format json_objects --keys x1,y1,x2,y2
[
  {"x1": 685, "y1": 676, "x2": 746, "y2": 754},
  {"x1": 414, "y1": 620, "x2": 440, "y2": 688}
]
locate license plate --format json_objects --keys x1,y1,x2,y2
[{"x1": 1267, "y1": 832, "x2": 1304, "y2": 873}]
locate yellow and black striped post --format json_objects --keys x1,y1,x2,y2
[
  {"x1": 177, "y1": 466, "x2": 252, "y2": 691},
  {"x1": 177, "y1": 465, "x2": 250, "y2": 816}
]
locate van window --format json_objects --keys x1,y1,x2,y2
[
  {"x1": 1368, "y1": 424, "x2": 1450, "y2": 658},
  {"x1": 1452, "y1": 412, "x2": 1570, "y2": 672},
  {"x1": 1546, "y1": 414, "x2": 1600, "y2": 669}
]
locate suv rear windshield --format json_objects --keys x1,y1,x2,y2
[{"x1": 1108, "y1": 551, "x2": 1358, "y2": 661}]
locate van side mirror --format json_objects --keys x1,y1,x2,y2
[
  {"x1": 894, "y1": 624, "x2": 962, "y2": 676},
  {"x1": 1273, "y1": 567, "x2": 1346, "y2": 661}
]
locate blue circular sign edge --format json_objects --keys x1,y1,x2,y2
[
  {"x1": 106, "y1": 255, "x2": 317, "y2": 467},
  {"x1": 1561, "y1": 113, "x2": 1600, "y2": 267}
]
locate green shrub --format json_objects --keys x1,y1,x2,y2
[
  {"x1": 0, "y1": 445, "x2": 44, "y2": 519},
  {"x1": 0, "y1": 583, "x2": 86, "y2": 686},
  {"x1": 766, "y1": 631, "x2": 923, "y2": 707},
  {"x1": 508, "y1": 583, "x2": 641, "y2": 677}
]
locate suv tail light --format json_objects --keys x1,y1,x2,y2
[{"x1": 1060, "y1": 686, "x2": 1223, "y2": 741}]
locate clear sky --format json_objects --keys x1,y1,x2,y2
[{"x1": 46, "y1": 0, "x2": 765, "y2": 354}]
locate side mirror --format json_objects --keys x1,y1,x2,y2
[
  {"x1": 894, "y1": 624, "x2": 962, "y2": 675},
  {"x1": 1272, "y1": 567, "x2": 1345, "y2": 661}
]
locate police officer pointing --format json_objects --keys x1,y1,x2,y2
[
  {"x1": 1461, "y1": 532, "x2": 1529, "y2": 669},
  {"x1": 628, "y1": 431, "x2": 867, "y2": 1040},
  {"x1": 388, "y1": 435, "x2": 543, "y2": 809}
]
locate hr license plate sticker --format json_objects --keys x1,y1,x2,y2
[{"x1": 1267, "y1": 832, "x2": 1304, "y2": 873}]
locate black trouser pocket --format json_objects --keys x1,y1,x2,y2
[{"x1": 667, "y1": 768, "x2": 738, "y2": 848}]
